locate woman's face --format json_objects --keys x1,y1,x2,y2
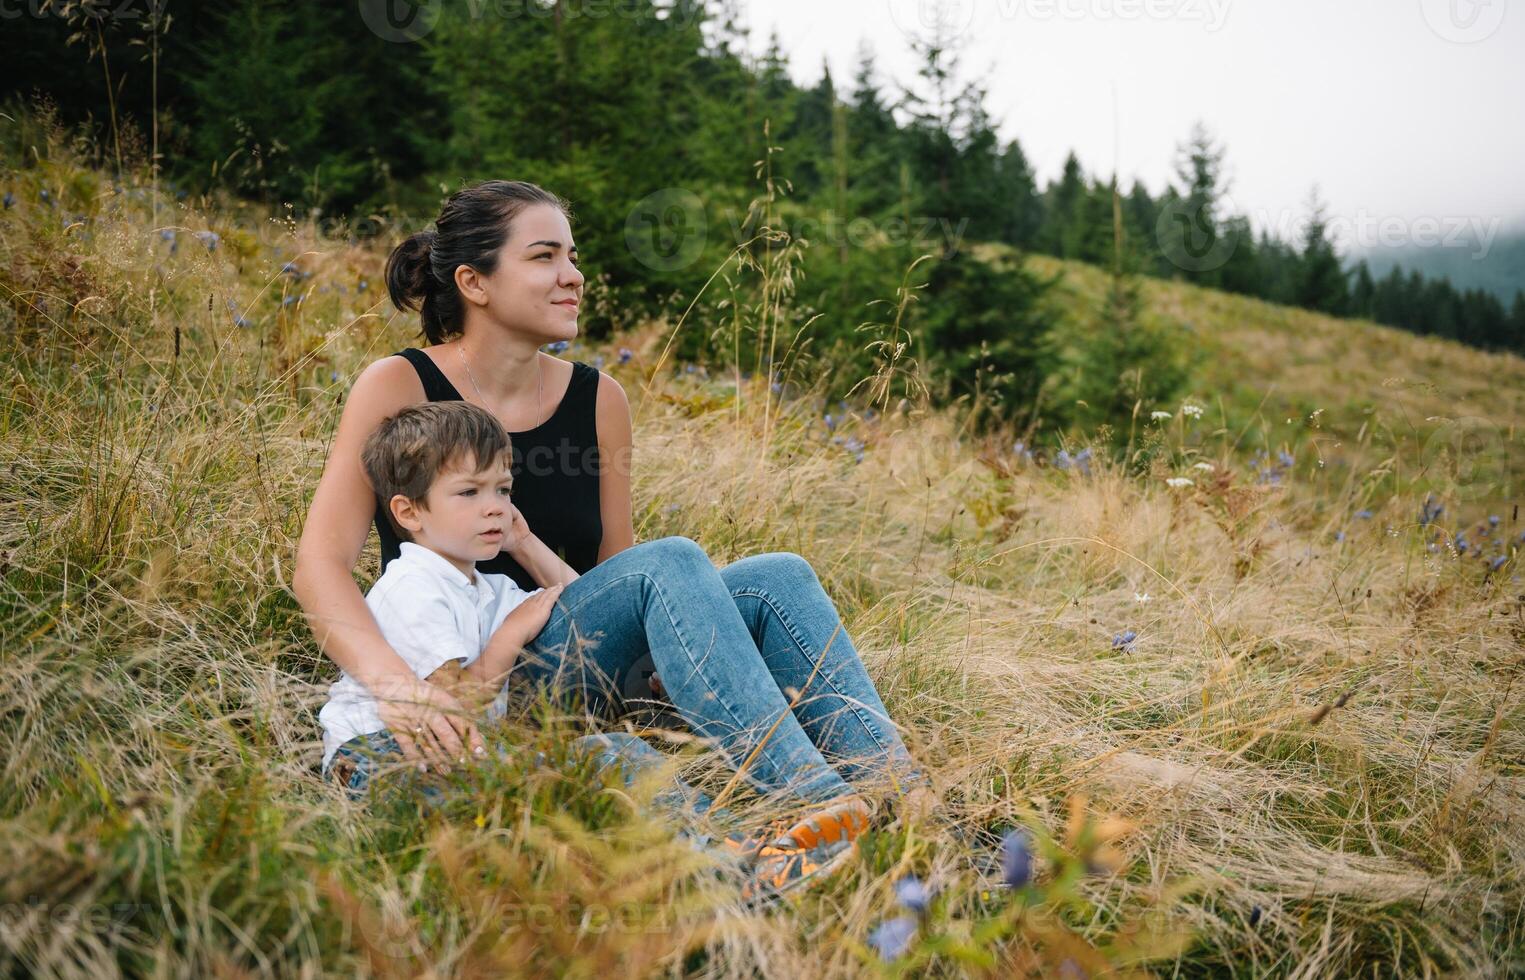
[{"x1": 466, "y1": 203, "x2": 584, "y2": 345}]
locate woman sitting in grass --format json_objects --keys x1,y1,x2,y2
[{"x1": 292, "y1": 179, "x2": 935, "y2": 901}]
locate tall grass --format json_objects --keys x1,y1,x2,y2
[{"x1": 2, "y1": 112, "x2": 1522, "y2": 977}]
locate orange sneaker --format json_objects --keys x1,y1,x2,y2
[
  {"x1": 765, "y1": 795, "x2": 875, "y2": 851},
  {"x1": 739, "y1": 837, "x2": 857, "y2": 907}
]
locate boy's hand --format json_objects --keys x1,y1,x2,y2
[
  {"x1": 493, "y1": 583, "x2": 563, "y2": 647},
  {"x1": 500, "y1": 502, "x2": 534, "y2": 556}
]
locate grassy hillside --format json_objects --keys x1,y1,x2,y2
[{"x1": 2, "y1": 132, "x2": 1523, "y2": 977}]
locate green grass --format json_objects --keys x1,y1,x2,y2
[{"x1": 2, "y1": 116, "x2": 1523, "y2": 977}]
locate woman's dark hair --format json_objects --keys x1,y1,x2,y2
[{"x1": 385, "y1": 179, "x2": 571, "y2": 344}]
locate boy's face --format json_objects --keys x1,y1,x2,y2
[{"x1": 390, "y1": 452, "x2": 512, "y2": 576}]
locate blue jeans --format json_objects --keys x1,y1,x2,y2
[
  {"x1": 325, "y1": 539, "x2": 925, "y2": 823},
  {"x1": 503, "y1": 537, "x2": 925, "y2": 805}
]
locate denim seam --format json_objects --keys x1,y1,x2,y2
[{"x1": 729, "y1": 585, "x2": 899, "y2": 758}]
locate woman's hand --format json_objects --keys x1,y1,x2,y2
[{"x1": 370, "y1": 673, "x2": 487, "y2": 773}]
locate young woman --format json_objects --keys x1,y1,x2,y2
[{"x1": 292, "y1": 179, "x2": 934, "y2": 846}]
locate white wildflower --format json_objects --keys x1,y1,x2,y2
[
  {"x1": 1150, "y1": 411, "x2": 1172, "y2": 421},
  {"x1": 1192, "y1": 461, "x2": 1214, "y2": 471},
  {"x1": 1180, "y1": 403, "x2": 1204, "y2": 419},
  {"x1": 1166, "y1": 477, "x2": 1194, "y2": 488},
  {"x1": 1134, "y1": 591, "x2": 1151, "y2": 603}
]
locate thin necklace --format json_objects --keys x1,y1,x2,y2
[{"x1": 458, "y1": 342, "x2": 542, "y2": 430}]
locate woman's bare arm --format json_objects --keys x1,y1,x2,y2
[
  {"x1": 595, "y1": 371, "x2": 636, "y2": 561},
  {"x1": 292, "y1": 355, "x2": 485, "y2": 765}
]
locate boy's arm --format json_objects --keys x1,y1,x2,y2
[
  {"x1": 507, "y1": 529, "x2": 579, "y2": 588},
  {"x1": 462, "y1": 584, "x2": 563, "y2": 689}
]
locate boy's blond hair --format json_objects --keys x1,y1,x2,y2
[{"x1": 362, "y1": 401, "x2": 511, "y2": 540}]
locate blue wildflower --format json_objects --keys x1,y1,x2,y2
[
  {"x1": 282, "y1": 294, "x2": 301, "y2": 307},
  {"x1": 281, "y1": 261, "x2": 302, "y2": 278},
  {"x1": 1489, "y1": 515, "x2": 1500, "y2": 527},
  {"x1": 1419, "y1": 496, "x2": 1443, "y2": 527},
  {"x1": 193, "y1": 230, "x2": 219, "y2": 252},
  {"x1": 2, "y1": 191, "x2": 12, "y2": 209},
  {"x1": 1355, "y1": 509, "x2": 1373, "y2": 520},
  {"x1": 824, "y1": 413, "x2": 837, "y2": 432},
  {"x1": 618, "y1": 347, "x2": 633, "y2": 364},
  {"x1": 1277, "y1": 450, "x2": 1295, "y2": 468},
  {"x1": 1111, "y1": 630, "x2": 1138, "y2": 652},
  {"x1": 1454, "y1": 533, "x2": 1468, "y2": 553},
  {"x1": 592, "y1": 354, "x2": 605, "y2": 369},
  {"x1": 1000, "y1": 830, "x2": 1033, "y2": 888},
  {"x1": 39, "y1": 189, "x2": 52, "y2": 205},
  {"x1": 867, "y1": 915, "x2": 917, "y2": 962},
  {"x1": 159, "y1": 229, "x2": 175, "y2": 241},
  {"x1": 1489, "y1": 555, "x2": 1507, "y2": 571},
  {"x1": 770, "y1": 381, "x2": 783, "y2": 393},
  {"x1": 1248, "y1": 905, "x2": 1263, "y2": 928},
  {"x1": 1334, "y1": 530, "x2": 1346, "y2": 542},
  {"x1": 546, "y1": 339, "x2": 570, "y2": 353},
  {"x1": 893, "y1": 875, "x2": 931, "y2": 915},
  {"x1": 358, "y1": 278, "x2": 369, "y2": 292},
  {"x1": 234, "y1": 316, "x2": 252, "y2": 329},
  {"x1": 683, "y1": 363, "x2": 696, "y2": 374}
]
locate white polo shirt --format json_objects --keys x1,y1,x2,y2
[{"x1": 318, "y1": 541, "x2": 539, "y2": 770}]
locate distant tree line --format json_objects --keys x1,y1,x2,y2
[{"x1": 3, "y1": 0, "x2": 1518, "y2": 376}]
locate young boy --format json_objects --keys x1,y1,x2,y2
[{"x1": 318, "y1": 400, "x2": 573, "y2": 781}]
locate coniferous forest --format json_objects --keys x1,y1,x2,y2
[{"x1": 5, "y1": 0, "x2": 1523, "y2": 407}]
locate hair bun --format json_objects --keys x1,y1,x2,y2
[{"x1": 384, "y1": 229, "x2": 439, "y2": 314}]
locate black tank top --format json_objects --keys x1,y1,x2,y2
[{"x1": 374, "y1": 348, "x2": 604, "y2": 591}]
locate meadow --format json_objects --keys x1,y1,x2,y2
[{"x1": 2, "y1": 120, "x2": 1523, "y2": 977}]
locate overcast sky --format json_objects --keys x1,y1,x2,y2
[{"x1": 737, "y1": 0, "x2": 1525, "y2": 253}]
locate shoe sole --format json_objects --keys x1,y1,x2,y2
[{"x1": 739, "y1": 838, "x2": 857, "y2": 909}]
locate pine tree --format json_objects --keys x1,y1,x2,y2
[
  {"x1": 1164, "y1": 121, "x2": 1231, "y2": 287},
  {"x1": 1295, "y1": 186, "x2": 1349, "y2": 315},
  {"x1": 1349, "y1": 260, "x2": 1376, "y2": 320}
]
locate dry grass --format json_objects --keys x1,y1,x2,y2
[{"x1": 2, "y1": 122, "x2": 1523, "y2": 977}]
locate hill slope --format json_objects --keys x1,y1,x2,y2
[{"x1": 2, "y1": 155, "x2": 1523, "y2": 977}]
